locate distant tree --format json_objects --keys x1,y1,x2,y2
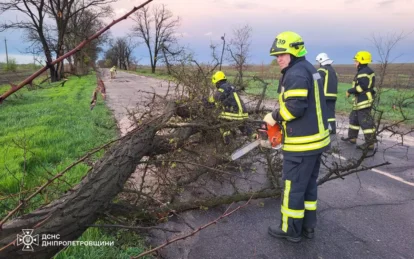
[
  {"x1": 65, "y1": 8, "x2": 111, "y2": 75},
  {"x1": 130, "y1": 4, "x2": 180, "y2": 73},
  {"x1": 0, "y1": 0, "x2": 116, "y2": 82},
  {"x1": 227, "y1": 24, "x2": 252, "y2": 90},
  {"x1": 104, "y1": 37, "x2": 138, "y2": 70}
]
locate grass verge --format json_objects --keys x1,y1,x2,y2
[{"x1": 0, "y1": 74, "x2": 150, "y2": 258}]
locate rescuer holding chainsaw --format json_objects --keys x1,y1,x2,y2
[
  {"x1": 263, "y1": 31, "x2": 331, "y2": 242},
  {"x1": 209, "y1": 71, "x2": 250, "y2": 144}
]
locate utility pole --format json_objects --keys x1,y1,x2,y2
[
  {"x1": 219, "y1": 34, "x2": 226, "y2": 71},
  {"x1": 4, "y1": 38, "x2": 9, "y2": 65}
]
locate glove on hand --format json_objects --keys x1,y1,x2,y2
[{"x1": 263, "y1": 112, "x2": 277, "y2": 126}]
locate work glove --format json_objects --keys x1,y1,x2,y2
[
  {"x1": 346, "y1": 91, "x2": 350, "y2": 98},
  {"x1": 263, "y1": 112, "x2": 277, "y2": 126}
]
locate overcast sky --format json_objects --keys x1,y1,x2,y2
[{"x1": 1, "y1": 0, "x2": 413, "y2": 65}]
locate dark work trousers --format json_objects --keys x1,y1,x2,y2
[
  {"x1": 279, "y1": 153, "x2": 321, "y2": 238},
  {"x1": 348, "y1": 108, "x2": 375, "y2": 142},
  {"x1": 326, "y1": 100, "x2": 336, "y2": 134}
]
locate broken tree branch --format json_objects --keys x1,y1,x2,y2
[
  {"x1": 0, "y1": 0, "x2": 154, "y2": 104},
  {"x1": 133, "y1": 197, "x2": 253, "y2": 258}
]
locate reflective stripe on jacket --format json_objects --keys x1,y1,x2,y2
[
  {"x1": 348, "y1": 65, "x2": 376, "y2": 110},
  {"x1": 212, "y1": 81, "x2": 248, "y2": 120},
  {"x1": 271, "y1": 57, "x2": 330, "y2": 155},
  {"x1": 317, "y1": 64, "x2": 338, "y2": 100}
]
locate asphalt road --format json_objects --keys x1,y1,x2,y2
[{"x1": 103, "y1": 70, "x2": 414, "y2": 259}]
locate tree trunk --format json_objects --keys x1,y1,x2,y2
[{"x1": 0, "y1": 104, "x2": 177, "y2": 259}]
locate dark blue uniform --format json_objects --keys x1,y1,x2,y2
[
  {"x1": 270, "y1": 57, "x2": 330, "y2": 238},
  {"x1": 318, "y1": 64, "x2": 338, "y2": 134},
  {"x1": 346, "y1": 65, "x2": 376, "y2": 143}
]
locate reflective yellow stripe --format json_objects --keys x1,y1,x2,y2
[
  {"x1": 363, "y1": 128, "x2": 375, "y2": 134},
  {"x1": 218, "y1": 88, "x2": 224, "y2": 92},
  {"x1": 314, "y1": 79, "x2": 325, "y2": 134},
  {"x1": 208, "y1": 96, "x2": 215, "y2": 103},
  {"x1": 353, "y1": 103, "x2": 373, "y2": 110},
  {"x1": 349, "y1": 124, "x2": 360, "y2": 130},
  {"x1": 356, "y1": 85, "x2": 363, "y2": 92},
  {"x1": 281, "y1": 205, "x2": 304, "y2": 218},
  {"x1": 219, "y1": 112, "x2": 249, "y2": 120},
  {"x1": 233, "y1": 92, "x2": 244, "y2": 114},
  {"x1": 284, "y1": 129, "x2": 329, "y2": 144},
  {"x1": 282, "y1": 180, "x2": 291, "y2": 233},
  {"x1": 318, "y1": 68, "x2": 330, "y2": 97},
  {"x1": 279, "y1": 94, "x2": 296, "y2": 121},
  {"x1": 354, "y1": 99, "x2": 373, "y2": 110},
  {"x1": 328, "y1": 118, "x2": 336, "y2": 122},
  {"x1": 304, "y1": 201, "x2": 317, "y2": 211},
  {"x1": 281, "y1": 78, "x2": 330, "y2": 152},
  {"x1": 283, "y1": 89, "x2": 308, "y2": 99},
  {"x1": 283, "y1": 135, "x2": 331, "y2": 152},
  {"x1": 325, "y1": 93, "x2": 337, "y2": 97},
  {"x1": 357, "y1": 73, "x2": 374, "y2": 89},
  {"x1": 318, "y1": 68, "x2": 337, "y2": 97}
]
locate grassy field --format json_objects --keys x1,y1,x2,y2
[
  {"x1": 0, "y1": 74, "x2": 151, "y2": 258},
  {"x1": 244, "y1": 80, "x2": 414, "y2": 124},
  {"x1": 54, "y1": 227, "x2": 150, "y2": 259},
  {"x1": 127, "y1": 65, "x2": 414, "y2": 124}
]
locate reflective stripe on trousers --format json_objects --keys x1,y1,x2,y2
[{"x1": 280, "y1": 154, "x2": 321, "y2": 237}]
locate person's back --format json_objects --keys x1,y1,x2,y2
[{"x1": 316, "y1": 53, "x2": 338, "y2": 134}]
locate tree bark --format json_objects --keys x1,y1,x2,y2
[{"x1": 0, "y1": 103, "x2": 175, "y2": 259}]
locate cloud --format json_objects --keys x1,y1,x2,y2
[
  {"x1": 377, "y1": 0, "x2": 394, "y2": 6},
  {"x1": 232, "y1": 1, "x2": 257, "y2": 9},
  {"x1": 204, "y1": 32, "x2": 213, "y2": 36}
]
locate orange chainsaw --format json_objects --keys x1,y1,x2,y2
[{"x1": 231, "y1": 121, "x2": 283, "y2": 160}]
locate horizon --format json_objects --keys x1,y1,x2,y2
[{"x1": 1, "y1": 0, "x2": 413, "y2": 65}]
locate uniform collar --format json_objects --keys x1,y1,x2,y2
[{"x1": 281, "y1": 56, "x2": 306, "y2": 74}]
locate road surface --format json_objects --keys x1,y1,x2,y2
[{"x1": 103, "y1": 69, "x2": 414, "y2": 259}]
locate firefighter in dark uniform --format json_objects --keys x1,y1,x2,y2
[
  {"x1": 341, "y1": 51, "x2": 376, "y2": 150},
  {"x1": 316, "y1": 53, "x2": 338, "y2": 134},
  {"x1": 209, "y1": 71, "x2": 250, "y2": 144},
  {"x1": 263, "y1": 31, "x2": 331, "y2": 242}
]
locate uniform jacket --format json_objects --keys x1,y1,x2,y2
[
  {"x1": 347, "y1": 64, "x2": 376, "y2": 110},
  {"x1": 317, "y1": 64, "x2": 338, "y2": 101},
  {"x1": 271, "y1": 57, "x2": 331, "y2": 156}
]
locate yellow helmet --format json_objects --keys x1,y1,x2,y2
[
  {"x1": 270, "y1": 31, "x2": 307, "y2": 57},
  {"x1": 212, "y1": 71, "x2": 226, "y2": 84},
  {"x1": 353, "y1": 51, "x2": 372, "y2": 64}
]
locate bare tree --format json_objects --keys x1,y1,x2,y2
[
  {"x1": 130, "y1": 4, "x2": 180, "y2": 73},
  {"x1": 227, "y1": 24, "x2": 252, "y2": 90},
  {"x1": 0, "y1": 0, "x2": 116, "y2": 82},
  {"x1": 104, "y1": 37, "x2": 138, "y2": 70},
  {"x1": 65, "y1": 8, "x2": 111, "y2": 75}
]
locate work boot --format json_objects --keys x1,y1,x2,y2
[
  {"x1": 340, "y1": 137, "x2": 356, "y2": 144},
  {"x1": 356, "y1": 143, "x2": 375, "y2": 150},
  {"x1": 302, "y1": 228, "x2": 315, "y2": 239},
  {"x1": 268, "y1": 226, "x2": 301, "y2": 243}
]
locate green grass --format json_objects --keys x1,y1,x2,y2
[
  {"x1": 244, "y1": 81, "x2": 414, "y2": 125},
  {"x1": 0, "y1": 74, "x2": 151, "y2": 257},
  {"x1": 54, "y1": 227, "x2": 151, "y2": 259},
  {"x1": 0, "y1": 74, "x2": 117, "y2": 206}
]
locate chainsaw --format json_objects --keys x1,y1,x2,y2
[{"x1": 231, "y1": 121, "x2": 283, "y2": 160}]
